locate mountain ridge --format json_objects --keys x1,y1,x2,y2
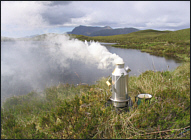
[{"x1": 67, "y1": 25, "x2": 139, "y2": 36}]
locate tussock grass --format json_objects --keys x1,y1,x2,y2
[{"x1": 1, "y1": 62, "x2": 190, "y2": 139}]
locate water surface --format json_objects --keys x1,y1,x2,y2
[
  {"x1": 1, "y1": 41, "x2": 181, "y2": 103},
  {"x1": 105, "y1": 45, "x2": 181, "y2": 76}
]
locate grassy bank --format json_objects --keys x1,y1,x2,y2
[
  {"x1": 73, "y1": 28, "x2": 190, "y2": 61},
  {"x1": 1, "y1": 62, "x2": 190, "y2": 139}
]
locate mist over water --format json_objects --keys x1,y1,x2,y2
[{"x1": 1, "y1": 34, "x2": 124, "y2": 103}]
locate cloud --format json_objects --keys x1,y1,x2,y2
[
  {"x1": 1, "y1": 1, "x2": 86, "y2": 37},
  {"x1": 41, "y1": 3, "x2": 85, "y2": 25},
  {"x1": 1, "y1": 1, "x2": 47, "y2": 27},
  {"x1": 1, "y1": 1, "x2": 49, "y2": 37},
  {"x1": 49, "y1": 1, "x2": 72, "y2": 6},
  {"x1": 58, "y1": 1, "x2": 190, "y2": 31},
  {"x1": 1, "y1": 1, "x2": 190, "y2": 37}
]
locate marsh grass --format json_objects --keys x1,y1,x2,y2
[{"x1": 1, "y1": 62, "x2": 190, "y2": 139}]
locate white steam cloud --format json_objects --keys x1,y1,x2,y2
[
  {"x1": 43, "y1": 34, "x2": 124, "y2": 69},
  {"x1": 1, "y1": 34, "x2": 123, "y2": 103}
]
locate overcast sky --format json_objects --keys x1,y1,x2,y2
[{"x1": 1, "y1": 1, "x2": 190, "y2": 38}]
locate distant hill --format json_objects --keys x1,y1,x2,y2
[
  {"x1": 24, "y1": 34, "x2": 40, "y2": 38},
  {"x1": 73, "y1": 28, "x2": 190, "y2": 45},
  {"x1": 67, "y1": 25, "x2": 139, "y2": 36},
  {"x1": 90, "y1": 27, "x2": 139, "y2": 36},
  {"x1": 1, "y1": 36, "x2": 16, "y2": 42},
  {"x1": 2, "y1": 28, "x2": 189, "y2": 43},
  {"x1": 67, "y1": 25, "x2": 112, "y2": 36}
]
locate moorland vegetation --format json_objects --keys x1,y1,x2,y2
[{"x1": 1, "y1": 28, "x2": 190, "y2": 139}]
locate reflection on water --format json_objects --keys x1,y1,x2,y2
[
  {"x1": 1, "y1": 41, "x2": 181, "y2": 103},
  {"x1": 105, "y1": 45, "x2": 181, "y2": 76}
]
